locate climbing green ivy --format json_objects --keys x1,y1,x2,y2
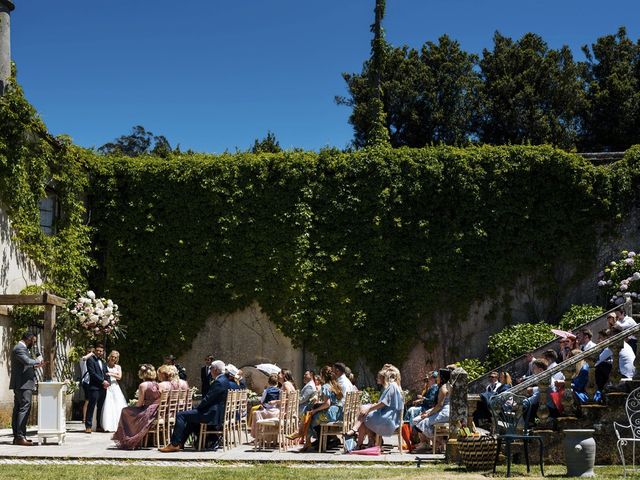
[
  {"x1": 0, "y1": 69, "x2": 92, "y2": 300},
  {"x1": 88, "y1": 144, "x2": 639, "y2": 373}
]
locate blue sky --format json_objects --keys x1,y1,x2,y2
[{"x1": 10, "y1": 1, "x2": 640, "y2": 153}]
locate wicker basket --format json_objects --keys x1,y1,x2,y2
[{"x1": 458, "y1": 435, "x2": 497, "y2": 471}]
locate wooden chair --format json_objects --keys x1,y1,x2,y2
[
  {"x1": 185, "y1": 387, "x2": 195, "y2": 410},
  {"x1": 164, "y1": 389, "x2": 181, "y2": 446},
  {"x1": 236, "y1": 389, "x2": 249, "y2": 444},
  {"x1": 254, "y1": 390, "x2": 299, "y2": 452},
  {"x1": 319, "y1": 390, "x2": 362, "y2": 452},
  {"x1": 144, "y1": 390, "x2": 169, "y2": 447},
  {"x1": 430, "y1": 422, "x2": 449, "y2": 454},
  {"x1": 197, "y1": 389, "x2": 235, "y2": 451}
]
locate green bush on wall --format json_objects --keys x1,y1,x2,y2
[
  {"x1": 558, "y1": 304, "x2": 605, "y2": 331},
  {"x1": 4, "y1": 78, "x2": 640, "y2": 376},
  {"x1": 486, "y1": 323, "x2": 557, "y2": 367}
]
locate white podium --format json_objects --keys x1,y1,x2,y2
[{"x1": 37, "y1": 382, "x2": 66, "y2": 445}]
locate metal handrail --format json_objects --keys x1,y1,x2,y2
[
  {"x1": 510, "y1": 322, "x2": 640, "y2": 395},
  {"x1": 468, "y1": 303, "x2": 626, "y2": 392}
]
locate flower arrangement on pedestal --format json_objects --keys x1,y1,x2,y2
[
  {"x1": 597, "y1": 250, "x2": 640, "y2": 305},
  {"x1": 68, "y1": 290, "x2": 123, "y2": 340}
]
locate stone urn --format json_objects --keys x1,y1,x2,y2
[{"x1": 563, "y1": 429, "x2": 596, "y2": 477}]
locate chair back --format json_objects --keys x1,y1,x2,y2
[
  {"x1": 167, "y1": 389, "x2": 180, "y2": 420},
  {"x1": 186, "y1": 387, "x2": 195, "y2": 410},
  {"x1": 625, "y1": 386, "x2": 640, "y2": 439},
  {"x1": 238, "y1": 389, "x2": 248, "y2": 420},
  {"x1": 489, "y1": 391, "x2": 528, "y2": 435},
  {"x1": 342, "y1": 390, "x2": 363, "y2": 434},
  {"x1": 156, "y1": 390, "x2": 170, "y2": 420},
  {"x1": 177, "y1": 388, "x2": 188, "y2": 411}
]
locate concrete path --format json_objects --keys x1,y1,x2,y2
[{"x1": 0, "y1": 422, "x2": 442, "y2": 465}]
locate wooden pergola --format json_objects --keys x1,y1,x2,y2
[{"x1": 0, "y1": 292, "x2": 66, "y2": 381}]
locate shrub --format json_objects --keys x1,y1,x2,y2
[
  {"x1": 486, "y1": 323, "x2": 555, "y2": 367},
  {"x1": 455, "y1": 358, "x2": 486, "y2": 381},
  {"x1": 557, "y1": 304, "x2": 604, "y2": 331},
  {"x1": 598, "y1": 250, "x2": 640, "y2": 305}
]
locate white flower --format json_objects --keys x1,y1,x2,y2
[
  {"x1": 96, "y1": 301, "x2": 104, "y2": 310},
  {"x1": 107, "y1": 300, "x2": 113, "y2": 307},
  {"x1": 70, "y1": 309, "x2": 77, "y2": 315},
  {"x1": 629, "y1": 252, "x2": 636, "y2": 257},
  {"x1": 625, "y1": 258, "x2": 635, "y2": 266},
  {"x1": 87, "y1": 290, "x2": 96, "y2": 300},
  {"x1": 611, "y1": 261, "x2": 618, "y2": 267},
  {"x1": 634, "y1": 272, "x2": 640, "y2": 281},
  {"x1": 598, "y1": 280, "x2": 607, "y2": 287},
  {"x1": 80, "y1": 297, "x2": 90, "y2": 304},
  {"x1": 607, "y1": 280, "x2": 613, "y2": 285},
  {"x1": 95, "y1": 309, "x2": 104, "y2": 317},
  {"x1": 104, "y1": 307, "x2": 113, "y2": 315},
  {"x1": 621, "y1": 284, "x2": 628, "y2": 291},
  {"x1": 100, "y1": 316, "x2": 110, "y2": 327},
  {"x1": 89, "y1": 314, "x2": 99, "y2": 323}
]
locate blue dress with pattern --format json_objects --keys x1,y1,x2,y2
[
  {"x1": 310, "y1": 383, "x2": 343, "y2": 429},
  {"x1": 364, "y1": 382, "x2": 404, "y2": 436}
]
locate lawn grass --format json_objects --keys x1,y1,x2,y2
[{"x1": 0, "y1": 463, "x2": 634, "y2": 480}]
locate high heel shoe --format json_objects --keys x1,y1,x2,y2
[{"x1": 286, "y1": 432, "x2": 302, "y2": 440}]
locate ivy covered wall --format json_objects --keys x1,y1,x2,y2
[
  {"x1": 3, "y1": 80, "x2": 640, "y2": 375},
  {"x1": 88, "y1": 145, "x2": 640, "y2": 372}
]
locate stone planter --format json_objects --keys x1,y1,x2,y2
[{"x1": 563, "y1": 429, "x2": 596, "y2": 477}]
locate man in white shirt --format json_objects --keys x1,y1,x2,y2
[
  {"x1": 613, "y1": 309, "x2": 637, "y2": 352},
  {"x1": 298, "y1": 370, "x2": 317, "y2": 415},
  {"x1": 577, "y1": 329, "x2": 596, "y2": 351},
  {"x1": 542, "y1": 350, "x2": 565, "y2": 392},
  {"x1": 333, "y1": 362, "x2": 355, "y2": 404},
  {"x1": 485, "y1": 371, "x2": 502, "y2": 392}
]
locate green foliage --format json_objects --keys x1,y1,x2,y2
[
  {"x1": 486, "y1": 323, "x2": 556, "y2": 367},
  {"x1": 0, "y1": 69, "x2": 92, "y2": 298},
  {"x1": 99, "y1": 125, "x2": 174, "y2": 158},
  {"x1": 251, "y1": 131, "x2": 282, "y2": 154},
  {"x1": 85, "y1": 144, "x2": 637, "y2": 374},
  {"x1": 456, "y1": 358, "x2": 486, "y2": 381},
  {"x1": 338, "y1": 35, "x2": 480, "y2": 148},
  {"x1": 558, "y1": 304, "x2": 605, "y2": 331},
  {"x1": 580, "y1": 27, "x2": 640, "y2": 151},
  {"x1": 479, "y1": 32, "x2": 583, "y2": 148}
]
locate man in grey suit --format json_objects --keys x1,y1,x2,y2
[{"x1": 10, "y1": 332, "x2": 44, "y2": 446}]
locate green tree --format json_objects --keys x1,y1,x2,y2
[
  {"x1": 251, "y1": 131, "x2": 282, "y2": 153},
  {"x1": 338, "y1": 35, "x2": 480, "y2": 147},
  {"x1": 579, "y1": 27, "x2": 640, "y2": 151},
  {"x1": 479, "y1": 32, "x2": 583, "y2": 148},
  {"x1": 98, "y1": 125, "x2": 174, "y2": 157}
]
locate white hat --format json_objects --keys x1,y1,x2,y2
[{"x1": 226, "y1": 363, "x2": 239, "y2": 377}]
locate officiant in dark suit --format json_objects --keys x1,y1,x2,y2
[
  {"x1": 160, "y1": 359, "x2": 230, "y2": 452},
  {"x1": 201, "y1": 355, "x2": 213, "y2": 396},
  {"x1": 10, "y1": 332, "x2": 44, "y2": 446},
  {"x1": 84, "y1": 343, "x2": 110, "y2": 433}
]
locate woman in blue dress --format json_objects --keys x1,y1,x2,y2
[
  {"x1": 348, "y1": 364, "x2": 404, "y2": 449},
  {"x1": 413, "y1": 368, "x2": 451, "y2": 452},
  {"x1": 287, "y1": 365, "x2": 343, "y2": 450},
  {"x1": 569, "y1": 349, "x2": 589, "y2": 404}
]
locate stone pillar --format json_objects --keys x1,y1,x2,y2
[
  {"x1": 0, "y1": 0, "x2": 15, "y2": 95},
  {"x1": 447, "y1": 367, "x2": 468, "y2": 462}
]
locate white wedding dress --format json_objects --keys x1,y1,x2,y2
[{"x1": 101, "y1": 365, "x2": 127, "y2": 432}]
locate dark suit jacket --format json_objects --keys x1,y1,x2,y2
[
  {"x1": 201, "y1": 365, "x2": 211, "y2": 395},
  {"x1": 197, "y1": 374, "x2": 230, "y2": 425},
  {"x1": 10, "y1": 342, "x2": 38, "y2": 390},
  {"x1": 86, "y1": 355, "x2": 110, "y2": 390}
]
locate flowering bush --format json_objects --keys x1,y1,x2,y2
[
  {"x1": 68, "y1": 290, "x2": 123, "y2": 340},
  {"x1": 598, "y1": 250, "x2": 640, "y2": 305}
]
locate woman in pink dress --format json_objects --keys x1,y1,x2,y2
[
  {"x1": 112, "y1": 364, "x2": 161, "y2": 449},
  {"x1": 158, "y1": 365, "x2": 189, "y2": 393}
]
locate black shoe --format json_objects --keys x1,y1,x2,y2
[
  {"x1": 326, "y1": 438, "x2": 340, "y2": 450},
  {"x1": 206, "y1": 440, "x2": 220, "y2": 451}
]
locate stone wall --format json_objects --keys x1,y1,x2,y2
[
  {"x1": 177, "y1": 302, "x2": 312, "y2": 392},
  {"x1": 0, "y1": 204, "x2": 42, "y2": 426}
]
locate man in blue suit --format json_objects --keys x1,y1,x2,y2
[
  {"x1": 160, "y1": 359, "x2": 230, "y2": 452},
  {"x1": 84, "y1": 343, "x2": 110, "y2": 433}
]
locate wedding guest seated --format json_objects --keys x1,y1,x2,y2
[
  {"x1": 347, "y1": 364, "x2": 404, "y2": 450},
  {"x1": 473, "y1": 371, "x2": 512, "y2": 428},
  {"x1": 225, "y1": 364, "x2": 242, "y2": 389},
  {"x1": 542, "y1": 350, "x2": 564, "y2": 417},
  {"x1": 159, "y1": 360, "x2": 229, "y2": 452},
  {"x1": 251, "y1": 369, "x2": 296, "y2": 443},
  {"x1": 558, "y1": 337, "x2": 573, "y2": 362},
  {"x1": 497, "y1": 372, "x2": 512, "y2": 393},
  {"x1": 594, "y1": 328, "x2": 636, "y2": 400},
  {"x1": 287, "y1": 366, "x2": 343, "y2": 451},
  {"x1": 569, "y1": 349, "x2": 589, "y2": 404},
  {"x1": 333, "y1": 362, "x2": 356, "y2": 400},
  {"x1": 577, "y1": 329, "x2": 596, "y2": 351},
  {"x1": 248, "y1": 373, "x2": 279, "y2": 432},
  {"x1": 405, "y1": 371, "x2": 438, "y2": 424},
  {"x1": 413, "y1": 368, "x2": 450, "y2": 452},
  {"x1": 524, "y1": 359, "x2": 548, "y2": 425},
  {"x1": 112, "y1": 364, "x2": 161, "y2": 450},
  {"x1": 485, "y1": 371, "x2": 502, "y2": 393},
  {"x1": 517, "y1": 352, "x2": 536, "y2": 383},
  {"x1": 298, "y1": 369, "x2": 318, "y2": 415},
  {"x1": 612, "y1": 308, "x2": 638, "y2": 352},
  {"x1": 158, "y1": 365, "x2": 189, "y2": 393}
]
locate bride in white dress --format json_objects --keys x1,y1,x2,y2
[{"x1": 101, "y1": 350, "x2": 128, "y2": 432}]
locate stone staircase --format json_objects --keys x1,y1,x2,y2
[{"x1": 461, "y1": 296, "x2": 640, "y2": 465}]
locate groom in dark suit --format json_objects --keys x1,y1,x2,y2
[
  {"x1": 84, "y1": 343, "x2": 110, "y2": 433},
  {"x1": 10, "y1": 332, "x2": 44, "y2": 446},
  {"x1": 160, "y1": 359, "x2": 230, "y2": 452}
]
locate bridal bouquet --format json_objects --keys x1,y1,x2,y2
[{"x1": 68, "y1": 290, "x2": 123, "y2": 339}]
